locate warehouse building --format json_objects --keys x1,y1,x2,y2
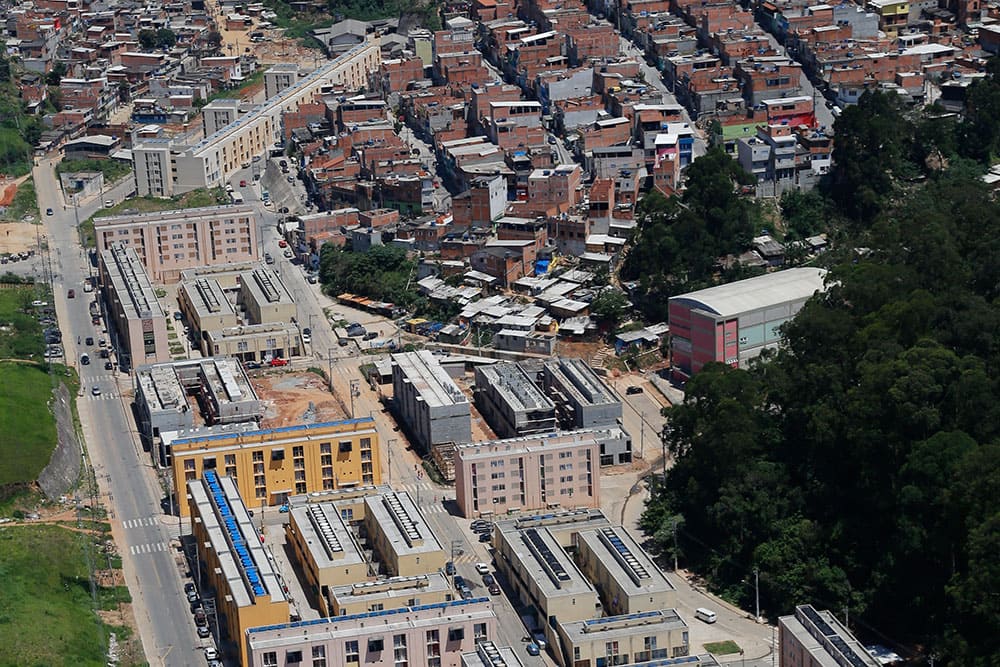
[
  {"x1": 97, "y1": 242, "x2": 171, "y2": 371},
  {"x1": 555, "y1": 610, "x2": 692, "y2": 667},
  {"x1": 474, "y1": 362, "x2": 557, "y2": 439},
  {"x1": 244, "y1": 597, "x2": 497, "y2": 667},
  {"x1": 779, "y1": 604, "x2": 880, "y2": 667},
  {"x1": 133, "y1": 357, "x2": 264, "y2": 462},
  {"x1": 668, "y1": 267, "x2": 828, "y2": 378},
  {"x1": 574, "y1": 525, "x2": 676, "y2": 615},
  {"x1": 171, "y1": 418, "x2": 381, "y2": 516},
  {"x1": 454, "y1": 431, "x2": 601, "y2": 518},
  {"x1": 392, "y1": 351, "x2": 472, "y2": 452},
  {"x1": 188, "y1": 471, "x2": 289, "y2": 667}
]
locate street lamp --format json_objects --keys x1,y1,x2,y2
[{"x1": 753, "y1": 567, "x2": 760, "y2": 622}]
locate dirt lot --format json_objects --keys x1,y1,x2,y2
[
  {"x1": 0, "y1": 222, "x2": 44, "y2": 254},
  {"x1": 253, "y1": 370, "x2": 347, "y2": 427}
]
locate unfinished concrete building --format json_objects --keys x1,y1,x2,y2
[
  {"x1": 391, "y1": 351, "x2": 472, "y2": 451},
  {"x1": 474, "y1": 362, "x2": 557, "y2": 439}
]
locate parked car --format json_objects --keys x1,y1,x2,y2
[
  {"x1": 244, "y1": 361, "x2": 262, "y2": 370},
  {"x1": 307, "y1": 275, "x2": 318, "y2": 284},
  {"x1": 239, "y1": 180, "x2": 247, "y2": 187},
  {"x1": 174, "y1": 311, "x2": 183, "y2": 321},
  {"x1": 626, "y1": 386, "x2": 643, "y2": 395},
  {"x1": 363, "y1": 331, "x2": 378, "y2": 341},
  {"x1": 453, "y1": 575, "x2": 465, "y2": 589},
  {"x1": 46, "y1": 208, "x2": 54, "y2": 216},
  {"x1": 301, "y1": 332, "x2": 311, "y2": 344},
  {"x1": 286, "y1": 175, "x2": 294, "y2": 183},
  {"x1": 479, "y1": 532, "x2": 492, "y2": 543},
  {"x1": 278, "y1": 239, "x2": 288, "y2": 248},
  {"x1": 184, "y1": 583, "x2": 196, "y2": 595},
  {"x1": 460, "y1": 588, "x2": 474, "y2": 600},
  {"x1": 475, "y1": 563, "x2": 490, "y2": 575},
  {"x1": 533, "y1": 632, "x2": 548, "y2": 650},
  {"x1": 80, "y1": 353, "x2": 90, "y2": 365},
  {"x1": 100, "y1": 349, "x2": 110, "y2": 359},
  {"x1": 526, "y1": 643, "x2": 540, "y2": 656},
  {"x1": 204, "y1": 647, "x2": 218, "y2": 661},
  {"x1": 269, "y1": 357, "x2": 289, "y2": 367},
  {"x1": 445, "y1": 562, "x2": 456, "y2": 576},
  {"x1": 283, "y1": 249, "x2": 293, "y2": 259},
  {"x1": 264, "y1": 253, "x2": 274, "y2": 264},
  {"x1": 87, "y1": 336, "x2": 97, "y2": 346},
  {"x1": 197, "y1": 626, "x2": 211, "y2": 638},
  {"x1": 194, "y1": 611, "x2": 208, "y2": 627},
  {"x1": 67, "y1": 289, "x2": 75, "y2": 298},
  {"x1": 105, "y1": 361, "x2": 113, "y2": 370}
]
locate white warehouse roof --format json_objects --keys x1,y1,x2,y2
[{"x1": 670, "y1": 267, "x2": 828, "y2": 318}]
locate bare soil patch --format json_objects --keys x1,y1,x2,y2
[{"x1": 253, "y1": 370, "x2": 347, "y2": 427}]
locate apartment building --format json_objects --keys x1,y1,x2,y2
[
  {"x1": 239, "y1": 266, "x2": 297, "y2": 326},
  {"x1": 244, "y1": 598, "x2": 497, "y2": 667},
  {"x1": 556, "y1": 610, "x2": 694, "y2": 667},
  {"x1": 203, "y1": 322, "x2": 303, "y2": 362},
  {"x1": 779, "y1": 605, "x2": 880, "y2": 667},
  {"x1": 264, "y1": 63, "x2": 301, "y2": 100},
  {"x1": 133, "y1": 41, "x2": 381, "y2": 196},
  {"x1": 363, "y1": 490, "x2": 448, "y2": 577},
  {"x1": 187, "y1": 472, "x2": 289, "y2": 667},
  {"x1": 97, "y1": 242, "x2": 170, "y2": 371},
  {"x1": 202, "y1": 99, "x2": 241, "y2": 136},
  {"x1": 391, "y1": 351, "x2": 472, "y2": 451},
  {"x1": 171, "y1": 418, "x2": 382, "y2": 516},
  {"x1": 133, "y1": 357, "x2": 265, "y2": 462},
  {"x1": 474, "y1": 362, "x2": 557, "y2": 439},
  {"x1": 574, "y1": 525, "x2": 676, "y2": 615},
  {"x1": 461, "y1": 642, "x2": 525, "y2": 667},
  {"x1": 454, "y1": 431, "x2": 601, "y2": 518},
  {"x1": 328, "y1": 572, "x2": 455, "y2": 617},
  {"x1": 541, "y1": 358, "x2": 628, "y2": 465},
  {"x1": 493, "y1": 524, "x2": 602, "y2": 634},
  {"x1": 93, "y1": 205, "x2": 259, "y2": 283},
  {"x1": 527, "y1": 164, "x2": 583, "y2": 213}
]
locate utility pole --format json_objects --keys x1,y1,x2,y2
[
  {"x1": 387, "y1": 438, "x2": 396, "y2": 485},
  {"x1": 672, "y1": 518, "x2": 678, "y2": 572},
  {"x1": 349, "y1": 379, "x2": 360, "y2": 419},
  {"x1": 754, "y1": 567, "x2": 760, "y2": 622}
]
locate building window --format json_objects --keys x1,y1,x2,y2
[
  {"x1": 345, "y1": 640, "x2": 359, "y2": 663},
  {"x1": 321, "y1": 442, "x2": 332, "y2": 454},
  {"x1": 262, "y1": 652, "x2": 277, "y2": 667},
  {"x1": 474, "y1": 623, "x2": 487, "y2": 641},
  {"x1": 312, "y1": 645, "x2": 326, "y2": 667},
  {"x1": 286, "y1": 650, "x2": 302, "y2": 663},
  {"x1": 184, "y1": 459, "x2": 196, "y2": 471}
]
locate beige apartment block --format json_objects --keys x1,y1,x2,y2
[
  {"x1": 454, "y1": 431, "x2": 601, "y2": 518},
  {"x1": 329, "y1": 572, "x2": 455, "y2": 617},
  {"x1": 178, "y1": 275, "x2": 238, "y2": 333},
  {"x1": 555, "y1": 609, "x2": 692, "y2": 667},
  {"x1": 93, "y1": 205, "x2": 259, "y2": 283},
  {"x1": 97, "y1": 242, "x2": 171, "y2": 370},
  {"x1": 203, "y1": 321, "x2": 302, "y2": 361},
  {"x1": 363, "y1": 491, "x2": 448, "y2": 577},
  {"x1": 133, "y1": 41, "x2": 382, "y2": 196},
  {"x1": 493, "y1": 524, "x2": 601, "y2": 633},
  {"x1": 574, "y1": 525, "x2": 676, "y2": 616},
  {"x1": 238, "y1": 266, "x2": 297, "y2": 325}
]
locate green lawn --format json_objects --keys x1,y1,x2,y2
[
  {"x1": 206, "y1": 69, "x2": 266, "y2": 101},
  {"x1": 0, "y1": 285, "x2": 45, "y2": 359},
  {"x1": 0, "y1": 525, "x2": 112, "y2": 666},
  {"x1": 0, "y1": 362, "x2": 60, "y2": 486},
  {"x1": 80, "y1": 186, "x2": 229, "y2": 247},
  {"x1": 703, "y1": 640, "x2": 742, "y2": 655}
]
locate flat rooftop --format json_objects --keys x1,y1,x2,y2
[
  {"x1": 456, "y1": 430, "x2": 599, "y2": 463},
  {"x1": 478, "y1": 363, "x2": 554, "y2": 412},
  {"x1": 462, "y1": 641, "x2": 525, "y2": 667},
  {"x1": 577, "y1": 526, "x2": 675, "y2": 597},
  {"x1": 189, "y1": 472, "x2": 286, "y2": 608},
  {"x1": 94, "y1": 204, "x2": 256, "y2": 228},
  {"x1": 498, "y1": 525, "x2": 595, "y2": 598},
  {"x1": 101, "y1": 243, "x2": 164, "y2": 320},
  {"x1": 184, "y1": 277, "x2": 236, "y2": 320},
  {"x1": 171, "y1": 417, "x2": 376, "y2": 450},
  {"x1": 780, "y1": 605, "x2": 880, "y2": 667},
  {"x1": 392, "y1": 350, "x2": 468, "y2": 408},
  {"x1": 329, "y1": 571, "x2": 451, "y2": 608},
  {"x1": 289, "y1": 501, "x2": 366, "y2": 571},
  {"x1": 136, "y1": 362, "x2": 186, "y2": 413},
  {"x1": 544, "y1": 357, "x2": 617, "y2": 407},
  {"x1": 669, "y1": 267, "x2": 828, "y2": 318},
  {"x1": 365, "y1": 490, "x2": 444, "y2": 558},
  {"x1": 240, "y1": 267, "x2": 294, "y2": 306},
  {"x1": 246, "y1": 597, "x2": 494, "y2": 647},
  {"x1": 560, "y1": 609, "x2": 687, "y2": 640}
]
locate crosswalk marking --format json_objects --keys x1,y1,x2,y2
[
  {"x1": 122, "y1": 516, "x2": 160, "y2": 529},
  {"x1": 85, "y1": 393, "x2": 119, "y2": 401},
  {"x1": 129, "y1": 542, "x2": 168, "y2": 555}
]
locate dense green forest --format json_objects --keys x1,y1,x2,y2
[
  {"x1": 0, "y1": 49, "x2": 45, "y2": 177},
  {"x1": 641, "y1": 71, "x2": 1000, "y2": 664},
  {"x1": 319, "y1": 243, "x2": 421, "y2": 308}
]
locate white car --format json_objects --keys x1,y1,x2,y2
[
  {"x1": 204, "y1": 647, "x2": 218, "y2": 660},
  {"x1": 475, "y1": 563, "x2": 490, "y2": 575}
]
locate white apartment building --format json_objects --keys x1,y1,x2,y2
[{"x1": 133, "y1": 40, "x2": 381, "y2": 197}]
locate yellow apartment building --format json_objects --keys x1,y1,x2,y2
[
  {"x1": 172, "y1": 418, "x2": 381, "y2": 516},
  {"x1": 187, "y1": 472, "x2": 289, "y2": 667}
]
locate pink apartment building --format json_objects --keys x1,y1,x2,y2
[
  {"x1": 454, "y1": 431, "x2": 600, "y2": 518},
  {"x1": 244, "y1": 598, "x2": 497, "y2": 667},
  {"x1": 94, "y1": 204, "x2": 259, "y2": 283}
]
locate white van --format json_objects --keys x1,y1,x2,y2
[{"x1": 695, "y1": 608, "x2": 717, "y2": 624}]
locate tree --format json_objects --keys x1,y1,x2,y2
[
  {"x1": 138, "y1": 29, "x2": 157, "y2": 50},
  {"x1": 45, "y1": 61, "x2": 66, "y2": 86},
  {"x1": 206, "y1": 30, "x2": 223, "y2": 50},
  {"x1": 589, "y1": 289, "x2": 629, "y2": 328},
  {"x1": 155, "y1": 28, "x2": 177, "y2": 49}
]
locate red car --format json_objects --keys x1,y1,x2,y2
[
  {"x1": 278, "y1": 239, "x2": 288, "y2": 248},
  {"x1": 269, "y1": 358, "x2": 288, "y2": 367},
  {"x1": 239, "y1": 180, "x2": 247, "y2": 187}
]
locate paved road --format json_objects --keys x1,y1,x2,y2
[{"x1": 32, "y1": 158, "x2": 207, "y2": 667}]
